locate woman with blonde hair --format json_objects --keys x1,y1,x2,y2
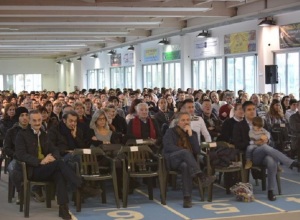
[{"x1": 89, "y1": 109, "x2": 120, "y2": 146}]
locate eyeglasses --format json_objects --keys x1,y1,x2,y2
[{"x1": 97, "y1": 117, "x2": 106, "y2": 121}]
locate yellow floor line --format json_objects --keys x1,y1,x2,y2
[{"x1": 135, "y1": 189, "x2": 190, "y2": 220}]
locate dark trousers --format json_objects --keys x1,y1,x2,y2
[
  {"x1": 166, "y1": 149, "x2": 201, "y2": 197},
  {"x1": 31, "y1": 160, "x2": 82, "y2": 205}
]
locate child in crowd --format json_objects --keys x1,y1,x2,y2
[{"x1": 245, "y1": 116, "x2": 270, "y2": 169}]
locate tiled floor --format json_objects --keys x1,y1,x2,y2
[{"x1": 1, "y1": 164, "x2": 300, "y2": 220}]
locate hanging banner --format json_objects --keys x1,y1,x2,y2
[
  {"x1": 193, "y1": 38, "x2": 219, "y2": 58},
  {"x1": 162, "y1": 50, "x2": 181, "y2": 61},
  {"x1": 122, "y1": 52, "x2": 134, "y2": 66},
  {"x1": 143, "y1": 48, "x2": 160, "y2": 63},
  {"x1": 224, "y1": 30, "x2": 256, "y2": 54},
  {"x1": 279, "y1": 22, "x2": 300, "y2": 48},
  {"x1": 110, "y1": 53, "x2": 121, "y2": 67}
]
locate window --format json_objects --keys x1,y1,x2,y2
[
  {"x1": 226, "y1": 55, "x2": 257, "y2": 95},
  {"x1": 110, "y1": 66, "x2": 135, "y2": 89},
  {"x1": 4, "y1": 74, "x2": 42, "y2": 93},
  {"x1": 0, "y1": 75, "x2": 3, "y2": 90},
  {"x1": 275, "y1": 52, "x2": 300, "y2": 99},
  {"x1": 164, "y1": 62, "x2": 181, "y2": 89},
  {"x1": 87, "y1": 68, "x2": 105, "y2": 90},
  {"x1": 143, "y1": 64, "x2": 162, "y2": 88},
  {"x1": 192, "y1": 58, "x2": 223, "y2": 90}
]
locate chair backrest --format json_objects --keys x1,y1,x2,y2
[
  {"x1": 74, "y1": 148, "x2": 105, "y2": 175},
  {"x1": 100, "y1": 144, "x2": 122, "y2": 158},
  {"x1": 118, "y1": 145, "x2": 154, "y2": 172}
]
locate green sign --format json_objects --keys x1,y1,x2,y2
[{"x1": 163, "y1": 50, "x2": 181, "y2": 61}]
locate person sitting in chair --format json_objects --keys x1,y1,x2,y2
[
  {"x1": 163, "y1": 111, "x2": 216, "y2": 208},
  {"x1": 15, "y1": 110, "x2": 83, "y2": 220},
  {"x1": 233, "y1": 101, "x2": 300, "y2": 201}
]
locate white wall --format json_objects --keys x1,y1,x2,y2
[{"x1": 0, "y1": 58, "x2": 58, "y2": 91}]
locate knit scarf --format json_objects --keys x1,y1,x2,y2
[
  {"x1": 174, "y1": 126, "x2": 192, "y2": 152},
  {"x1": 132, "y1": 116, "x2": 156, "y2": 139}
]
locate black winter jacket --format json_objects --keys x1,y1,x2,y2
[{"x1": 15, "y1": 127, "x2": 60, "y2": 179}]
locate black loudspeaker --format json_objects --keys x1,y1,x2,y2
[{"x1": 265, "y1": 65, "x2": 278, "y2": 84}]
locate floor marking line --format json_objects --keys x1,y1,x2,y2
[
  {"x1": 280, "y1": 177, "x2": 300, "y2": 185},
  {"x1": 253, "y1": 199, "x2": 285, "y2": 212},
  {"x1": 93, "y1": 206, "x2": 141, "y2": 211},
  {"x1": 135, "y1": 189, "x2": 190, "y2": 220},
  {"x1": 194, "y1": 211, "x2": 297, "y2": 220}
]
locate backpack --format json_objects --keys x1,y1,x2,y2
[{"x1": 208, "y1": 144, "x2": 239, "y2": 168}]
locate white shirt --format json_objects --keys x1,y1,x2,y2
[{"x1": 286, "y1": 109, "x2": 298, "y2": 122}]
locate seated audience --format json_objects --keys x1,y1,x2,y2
[
  {"x1": 210, "y1": 91, "x2": 226, "y2": 114},
  {"x1": 219, "y1": 93, "x2": 234, "y2": 120},
  {"x1": 250, "y1": 93, "x2": 267, "y2": 119},
  {"x1": 201, "y1": 99, "x2": 222, "y2": 141},
  {"x1": 172, "y1": 99, "x2": 211, "y2": 143},
  {"x1": 289, "y1": 100, "x2": 300, "y2": 159},
  {"x1": 217, "y1": 103, "x2": 244, "y2": 143},
  {"x1": 154, "y1": 97, "x2": 174, "y2": 131},
  {"x1": 285, "y1": 98, "x2": 298, "y2": 121},
  {"x1": 125, "y1": 98, "x2": 143, "y2": 124},
  {"x1": 89, "y1": 109, "x2": 121, "y2": 146},
  {"x1": 47, "y1": 111, "x2": 86, "y2": 166},
  {"x1": 163, "y1": 112, "x2": 216, "y2": 208},
  {"x1": 106, "y1": 104, "x2": 127, "y2": 136},
  {"x1": 233, "y1": 101, "x2": 300, "y2": 201},
  {"x1": 127, "y1": 102, "x2": 162, "y2": 151},
  {"x1": 0, "y1": 103, "x2": 16, "y2": 137},
  {"x1": 15, "y1": 110, "x2": 83, "y2": 220}
]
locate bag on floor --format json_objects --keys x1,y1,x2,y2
[{"x1": 230, "y1": 182, "x2": 254, "y2": 202}]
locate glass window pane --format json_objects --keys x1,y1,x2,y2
[
  {"x1": 227, "y1": 58, "x2": 234, "y2": 91},
  {"x1": 165, "y1": 63, "x2": 170, "y2": 88},
  {"x1": 206, "y1": 59, "x2": 214, "y2": 90},
  {"x1": 88, "y1": 70, "x2": 97, "y2": 89},
  {"x1": 0, "y1": 75, "x2": 3, "y2": 90},
  {"x1": 245, "y1": 56, "x2": 256, "y2": 95},
  {"x1": 193, "y1": 61, "x2": 199, "y2": 89},
  {"x1": 98, "y1": 69, "x2": 105, "y2": 89},
  {"x1": 170, "y1": 63, "x2": 175, "y2": 89},
  {"x1": 175, "y1": 62, "x2": 181, "y2": 88},
  {"x1": 287, "y1": 52, "x2": 299, "y2": 99},
  {"x1": 199, "y1": 60, "x2": 206, "y2": 90},
  {"x1": 157, "y1": 64, "x2": 162, "y2": 88},
  {"x1": 15, "y1": 74, "x2": 24, "y2": 93},
  {"x1": 215, "y1": 58, "x2": 223, "y2": 90},
  {"x1": 276, "y1": 53, "x2": 287, "y2": 95},
  {"x1": 235, "y1": 57, "x2": 244, "y2": 92},
  {"x1": 153, "y1": 64, "x2": 162, "y2": 89}
]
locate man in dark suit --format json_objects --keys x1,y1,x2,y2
[
  {"x1": 154, "y1": 98, "x2": 174, "y2": 133},
  {"x1": 15, "y1": 110, "x2": 83, "y2": 220},
  {"x1": 233, "y1": 101, "x2": 299, "y2": 201}
]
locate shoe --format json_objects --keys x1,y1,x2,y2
[
  {"x1": 31, "y1": 189, "x2": 45, "y2": 203},
  {"x1": 59, "y1": 205, "x2": 72, "y2": 220},
  {"x1": 198, "y1": 173, "x2": 216, "y2": 187},
  {"x1": 183, "y1": 196, "x2": 192, "y2": 208},
  {"x1": 15, "y1": 193, "x2": 20, "y2": 205},
  {"x1": 289, "y1": 161, "x2": 300, "y2": 170},
  {"x1": 244, "y1": 160, "x2": 253, "y2": 169},
  {"x1": 268, "y1": 190, "x2": 276, "y2": 201}
]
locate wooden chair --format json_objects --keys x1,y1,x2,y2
[
  {"x1": 74, "y1": 148, "x2": 120, "y2": 212},
  {"x1": 118, "y1": 145, "x2": 166, "y2": 208},
  {"x1": 201, "y1": 142, "x2": 246, "y2": 202},
  {"x1": 163, "y1": 151, "x2": 205, "y2": 202},
  {"x1": 250, "y1": 165, "x2": 282, "y2": 195},
  {"x1": 18, "y1": 161, "x2": 52, "y2": 218}
]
